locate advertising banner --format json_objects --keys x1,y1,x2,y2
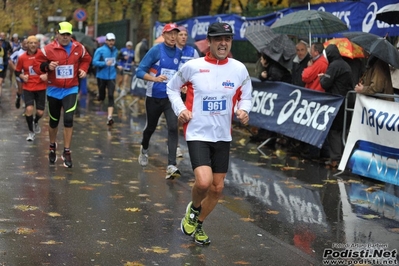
[
  {"x1": 155, "y1": 0, "x2": 399, "y2": 41},
  {"x1": 249, "y1": 81, "x2": 344, "y2": 148},
  {"x1": 339, "y1": 94, "x2": 399, "y2": 186}
]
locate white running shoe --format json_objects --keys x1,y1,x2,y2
[
  {"x1": 138, "y1": 146, "x2": 148, "y2": 166},
  {"x1": 176, "y1": 146, "x2": 183, "y2": 158},
  {"x1": 165, "y1": 165, "x2": 181, "y2": 180},
  {"x1": 26, "y1": 132, "x2": 35, "y2": 141},
  {"x1": 34, "y1": 122, "x2": 41, "y2": 134}
]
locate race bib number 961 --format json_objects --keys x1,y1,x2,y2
[{"x1": 201, "y1": 95, "x2": 228, "y2": 115}]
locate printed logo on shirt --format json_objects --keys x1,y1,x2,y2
[
  {"x1": 199, "y1": 69, "x2": 210, "y2": 73},
  {"x1": 222, "y1": 80, "x2": 234, "y2": 89},
  {"x1": 174, "y1": 58, "x2": 179, "y2": 65}
]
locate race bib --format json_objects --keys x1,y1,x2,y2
[
  {"x1": 201, "y1": 94, "x2": 228, "y2": 116},
  {"x1": 160, "y1": 68, "x2": 176, "y2": 83},
  {"x1": 28, "y1": 66, "x2": 37, "y2": 76},
  {"x1": 105, "y1": 57, "x2": 116, "y2": 66},
  {"x1": 55, "y1": 65, "x2": 73, "y2": 79}
]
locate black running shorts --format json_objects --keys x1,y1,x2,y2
[
  {"x1": 23, "y1": 89, "x2": 46, "y2": 110},
  {"x1": 187, "y1": 141, "x2": 230, "y2": 173}
]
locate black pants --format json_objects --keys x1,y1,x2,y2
[
  {"x1": 97, "y1": 79, "x2": 115, "y2": 107},
  {"x1": 141, "y1": 96, "x2": 178, "y2": 166}
]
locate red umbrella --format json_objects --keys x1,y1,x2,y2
[{"x1": 323, "y1": 38, "x2": 364, "y2": 59}]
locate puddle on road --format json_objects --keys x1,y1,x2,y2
[{"x1": 224, "y1": 135, "x2": 399, "y2": 260}]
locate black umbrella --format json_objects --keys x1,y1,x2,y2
[
  {"x1": 72, "y1": 31, "x2": 95, "y2": 49},
  {"x1": 270, "y1": 10, "x2": 348, "y2": 47},
  {"x1": 343, "y1": 31, "x2": 399, "y2": 69},
  {"x1": 245, "y1": 25, "x2": 295, "y2": 70},
  {"x1": 376, "y1": 3, "x2": 399, "y2": 25}
]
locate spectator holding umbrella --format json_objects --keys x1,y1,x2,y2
[
  {"x1": 258, "y1": 52, "x2": 291, "y2": 83},
  {"x1": 355, "y1": 55, "x2": 394, "y2": 101}
]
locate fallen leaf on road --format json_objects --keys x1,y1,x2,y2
[
  {"x1": 124, "y1": 261, "x2": 144, "y2": 266},
  {"x1": 240, "y1": 217, "x2": 255, "y2": 222},
  {"x1": 170, "y1": 253, "x2": 186, "y2": 258},
  {"x1": 234, "y1": 261, "x2": 250, "y2": 265},
  {"x1": 15, "y1": 227, "x2": 35, "y2": 234},
  {"x1": 151, "y1": 246, "x2": 169, "y2": 254},
  {"x1": 125, "y1": 208, "x2": 141, "y2": 212},
  {"x1": 287, "y1": 185, "x2": 302, "y2": 188},
  {"x1": 238, "y1": 138, "x2": 246, "y2": 146},
  {"x1": 387, "y1": 228, "x2": 399, "y2": 233},
  {"x1": 14, "y1": 205, "x2": 39, "y2": 211},
  {"x1": 271, "y1": 163, "x2": 285, "y2": 168},
  {"x1": 82, "y1": 168, "x2": 97, "y2": 173},
  {"x1": 79, "y1": 186, "x2": 95, "y2": 191},
  {"x1": 40, "y1": 240, "x2": 63, "y2": 245},
  {"x1": 157, "y1": 209, "x2": 171, "y2": 213},
  {"x1": 310, "y1": 184, "x2": 324, "y2": 188},
  {"x1": 351, "y1": 199, "x2": 368, "y2": 205},
  {"x1": 281, "y1": 166, "x2": 304, "y2": 171},
  {"x1": 47, "y1": 212, "x2": 61, "y2": 217},
  {"x1": 360, "y1": 214, "x2": 379, "y2": 219},
  {"x1": 140, "y1": 246, "x2": 169, "y2": 254},
  {"x1": 364, "y1": 186, "x2": 380, "y2": 193},
  {"x1": 69, "y1": 180, "x2": 86, "y2": 184},
  {"x1": 347, "y1": 179, "x2": 361, "y2": 183},
  {"x1": 266, "y1": 210, "x2": 279, "y2": 215},
  {"x1": 109, "y1": 195, "x2": 124, "y2": 199},
  {"x1": 323, "y1": 179, "x2": 338, "y2": 184}
]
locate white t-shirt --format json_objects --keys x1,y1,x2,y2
[{"x1": 167, "y1": 55, "x2": 252, "y2": 142}]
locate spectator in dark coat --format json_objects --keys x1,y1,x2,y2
[
  {"x1": 320, "y1": 44, "x2": 353, "y2": 168},
  {"x1": 258, "y1": 52, "x2": 291, "y2": 83},
  {"x1": 291, "y1": 40, "x2": 310, "y2": 87}
]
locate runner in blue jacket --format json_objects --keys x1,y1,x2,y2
[{"x1": 92, "y1": 33, "x2": 122, "y2": 125}]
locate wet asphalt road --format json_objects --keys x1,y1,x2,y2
[{"x1": 0, "y1": 78, "x2": 398, "y2": 266}]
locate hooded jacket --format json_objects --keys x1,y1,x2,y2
[
  {"x1": 320, "y1": 44, "x2": 353, "y2": 96},
  {"x1": 320, "y1": 44, "x2": 353, "y2": 130}
]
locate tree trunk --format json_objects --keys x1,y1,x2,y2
[
  {"x1": 149, "y1": 0, "x2": 161, "y2": 47},
  {"x1": 170, "y1": 0, "x2": 177, "y2": 22},
  {"x1": 130, "y1": 0, "x2": 145, "y2": 47},
  {"x1": 192, "y1": 0, "x2": 211, "y2": 17}
]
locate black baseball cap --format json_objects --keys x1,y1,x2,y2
[{"x1": 207, "y1": 22, "x2": 234, "y2": 37}]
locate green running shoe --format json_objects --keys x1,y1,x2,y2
[
  {"x1": 194, "y1": 224, "x2": 210, "y2": 245},
  {"x1": 181, "y1": 202, "x2": 199, "y2": 236}
]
